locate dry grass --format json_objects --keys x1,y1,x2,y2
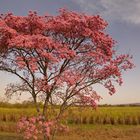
[
  {"x1": 54, "y1": 125, "x2": 140, "y2": 140},
  {"x1": 0, "y1": 124, "x2": 140, "y2": 140}
]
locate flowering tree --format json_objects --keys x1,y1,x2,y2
[{"x1": 0, "y1": 9, "x2": 133, "y2": 139}]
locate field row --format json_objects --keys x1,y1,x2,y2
[{"x1": 0, "y1": 106, "x2": 140, "y2": 125}]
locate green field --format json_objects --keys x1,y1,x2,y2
[{"x1": 0, "y1": 106, "x2": 140, "y2": 139}]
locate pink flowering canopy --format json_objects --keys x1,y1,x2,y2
[
  {"x1": 0, "y1": 9, "x2": 134, "y2": 108},
  {"x1": 17, "y1": 116, "x2": 53, "y2": 140}
]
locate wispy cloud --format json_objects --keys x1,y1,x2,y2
[{"x1": 73, "y1": 0, "x2": 140, "y2": 25}]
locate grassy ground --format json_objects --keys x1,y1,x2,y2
[
  {"x1": 55, "y1": 124, "x2": 140, "y2": 140},
  {"x1": 0, "y1": 125, "x2": 140, "y2": 140},
  {"x1": 0, "y1": 106, "x2": 140, "y2": 139},
  {"x1": 0, "y1": 132, "x2": 22, "y2": 140}
]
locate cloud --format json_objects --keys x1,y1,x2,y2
[{"x1": 73, "y1": 0, "x2": 140, "y2": 25}]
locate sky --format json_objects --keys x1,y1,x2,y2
[{"x1": 0, "y1": 0, "x2": 140, "y2": 104}]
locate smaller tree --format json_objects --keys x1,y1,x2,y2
[{"x1": 0, "y1": 9, "x2": 134, "y2": 140}]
